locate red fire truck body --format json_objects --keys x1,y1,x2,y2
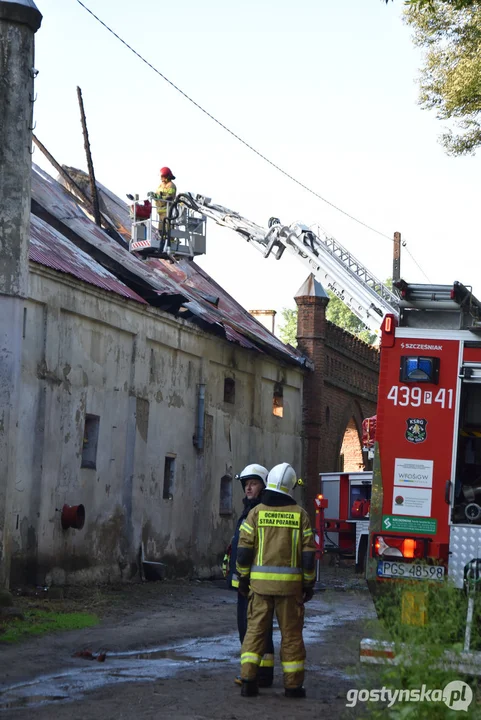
[{"x1": 367, "y1": 282, "x2": 481, "y2": 589}]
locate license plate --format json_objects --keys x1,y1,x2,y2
[{"x1": 377, "y1": 561, "x2": 445, "y2": 582}]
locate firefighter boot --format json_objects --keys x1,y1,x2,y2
[
  {"x1": 285, "y1": 687, "x2": 306, "y2": 698},
  {"x1": 257, "y1": 666, "x2": 273, "y2": 688},
  {"x1": 241, "y1": 680, "x2": 259, "y2": 697}
]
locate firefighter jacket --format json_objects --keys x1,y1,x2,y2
[
  {"x1": 227, "y1": 495, "x2": 264, "y2": 590},
  {"x1": 155, "y1": 180, "x2": 177, "y2": 218},
  {"x1": 236, "y1": 490, "x2": 316, "y2": 596}
]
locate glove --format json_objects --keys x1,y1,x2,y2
[
  {"x1": 303, "y1": 587, "x2": 314, "y2": 603},
  {"x1": 221, "y1": 553, "x2": 229, "y2": 579},
  {"x1": 238, "y1": 576, "x2": 250, "y2": 597}
]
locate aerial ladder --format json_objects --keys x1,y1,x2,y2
[{"x1": 128, "y1": 191, "x2": 400, "y2": 335}]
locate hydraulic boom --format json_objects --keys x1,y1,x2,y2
[
  {"x1": 128, "y1": 191, "x2": 399, "y2": 335},
  {"x1": 189, "y1": 194, "x2": 399, "y2": 335}
]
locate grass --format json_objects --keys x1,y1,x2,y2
[
  {"x1": 0, "y1": 609, "x2": 99, "y2": 644},
  {"x1": 364, "y1": 579, "x2": 481, "y2": 719}
]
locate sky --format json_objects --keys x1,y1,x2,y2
[{"x1": 31, "y1": 0, "x2": 480, "y2": 334}]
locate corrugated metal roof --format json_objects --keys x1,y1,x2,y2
[
  {"x1": 29, "y1": 214, "x2": 147, "y2": 304},
  {"x1": 30, "y1": 164, "x2": 308, "y2": 368}
]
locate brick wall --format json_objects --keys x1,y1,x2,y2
[{"x1": 295, "y1": 292, "x2": 379, "y2": 516}]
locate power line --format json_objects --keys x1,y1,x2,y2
[
  {"x1": 75, "y1": 0, "x2": 431, "y2": 280},
  {"x1": 403, "y1": 244, "x2": 432, "y2": 283}
]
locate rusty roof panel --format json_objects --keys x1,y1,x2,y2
[
  {"x1": 148, "y1": 257, "x2": 303, "y2": 362},
  {"x1": 29, "y1": 214, "x2": 147, "y2": 304},
  {"x1": 31, "y1": 164, "x2": 308, "y2": 367},
  {"x1": 31, "y1": 165, "x2": 188, "y2": 300}
]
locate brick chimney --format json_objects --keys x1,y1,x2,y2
[
  {"x1": 0, "y1": 0, "x2": 42, "y2": 587},
  {"x1": 295, "y1": 274, "x2": 329, "y2": 518},
  {"x1": 249, "y1": 309, "x2": 276, "y2": 334}
]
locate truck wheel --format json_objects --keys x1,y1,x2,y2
[{"x1": 356, "y1": 535, "x2": 368, "y2": 574}]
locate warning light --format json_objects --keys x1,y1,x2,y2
[
  {"x1": 315, "y1": 494, "x2": 328, "y2": 509},
  {"x1": 400, "y1": 356, "x2": 440, "y2": 385},
  {"x1": 403, "y1": 538, "x2": 415, "y2": 559},
  {"x1": 381, "y1": 314, "x2": 397, "y2": 348}
]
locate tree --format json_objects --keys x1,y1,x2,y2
[
  {"x1": 278, "y1": 308, "x2": 298, "y2": 346},
  {"x1": 326, "y1": 293, "x2": 377, "y2": 344},
  {"x1": 385, "y1": 1, "x2": 478, "y2": 9},
  {"x1": 387, "y1": 1, "x2": 481, "y2": 155}
]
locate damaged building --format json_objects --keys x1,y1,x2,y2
[{"x1": 8, "y1": 164, "x2": 308, "y2": 586}]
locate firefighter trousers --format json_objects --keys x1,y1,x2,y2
[
  {"x1": 238, "y1": 592, "x2": 274, "y2": 682},
  {"x1": 240, "y1": 591, "x2": 305, "y2": 689}
]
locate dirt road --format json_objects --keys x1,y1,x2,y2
[{"x1": 0, "y1": 569, "x2": 375, "y2": 719}]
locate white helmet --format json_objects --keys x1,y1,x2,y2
[
  {"x1": 266, "y1": 463, "x2": 298, "y2": 497},
  {"x1": 236, "y1": 464, "x2": 268, "y2": 488}
]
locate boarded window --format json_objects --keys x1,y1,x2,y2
[
  {"x1": 224, "y1": 377, "x2": 235, "y2": 404},
  {"x1": 220, "y1": 475, "x2": 233, "y2": 515},
  {"x1": 81, "y1": 414, "x2": 100, "y2": 469},
  {"x1": 163, "y1": 456, "x2": 176, "y2": 499},
  {"x1": 272, "y1": 383, "x2": 284, "y2": 418}
]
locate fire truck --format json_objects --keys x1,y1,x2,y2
[
  {"x1": 366, "y1": 281, "x2": 481, "y2": 591},
  {"x1": 317, "y1": 470, "x2": 372, "y2": 571}
]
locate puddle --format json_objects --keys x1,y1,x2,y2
[
  {"x1": 122, "y1": 650, "x2": 200, "y2": 662},
  {"x1": 0, "y1": 695, "x2": 69, "y2": 710},
  {"x1": 0, "y1": 595, "x2": 374, "y2": 711}
]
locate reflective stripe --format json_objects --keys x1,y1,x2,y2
[
  {"x1": 266, "y1": 482, "x2": 290, "y2": 493},
  {"x1": 258, "y1": 527, "x2": 264, "y2": 566},
  {"x1": 282, "y1": 660, "x2": 304, "y2": 673},
  {"x1": 251, "y1": 565, "x2": 301, "y2": 574},
  {"x1": 260, "y1": 654, "x2": 274, "y2": 668},
  {"x1": 303, "y1": 528, "x2": 313, "y2": 537},
  {"x1": 291, "y1": 528, "x2": 298, "y2": 568},
  {"x1": 240, "y1": 522, "x2": 253, "y2": 534},
  {"x1": 251, "y1": 572, "x2": 302, "y2": 582},
  {"x1": 232, "y1": 578, "x2": 239, "y2": 588},
  {"x1": 236, "y1": 564, "x2": 250, "y2": 575},
  {"x1": 303, "y1": 570, "x2": 316, "y2": 582},
  {"x1": 241, "y1": 652, "x2": 262, "y2": 665}
]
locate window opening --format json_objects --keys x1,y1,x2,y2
[
  {"x1": 224, "y1": 378, "x2": 235, "y2": 404},
  {"x1": 220, "y1": 475, "x2": 233, "y2": 515},
  {"x1": 81, "y1": 414, "x2": 100, "y2": 469},
  {"x1": 272, "y1": 383, "x2": 284, "y2": 418},
  {"x1": 163, "y1": 456, "x2": 176, "y2": 500}
]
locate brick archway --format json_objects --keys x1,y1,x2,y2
[
  {"x1": 294, "y1": 277, "x2": 379, "y2": 517},
  {"x1": 334, "y1": 401, "x2": 365, "y2": 471},
  {"x1": 339, "y1": 416, "x2": 363, "y2": 472}
]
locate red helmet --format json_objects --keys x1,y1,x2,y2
[{"x1": 160, "y1": 166, "x2": 175, "y2": 180}]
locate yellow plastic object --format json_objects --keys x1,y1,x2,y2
[{"x1": 401, "y1": 589, "x2": 427, "y2": 626}]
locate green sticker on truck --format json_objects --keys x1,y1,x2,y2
[{"x1": 382, "y1": 515, "x2": 437, "y2": 534}]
